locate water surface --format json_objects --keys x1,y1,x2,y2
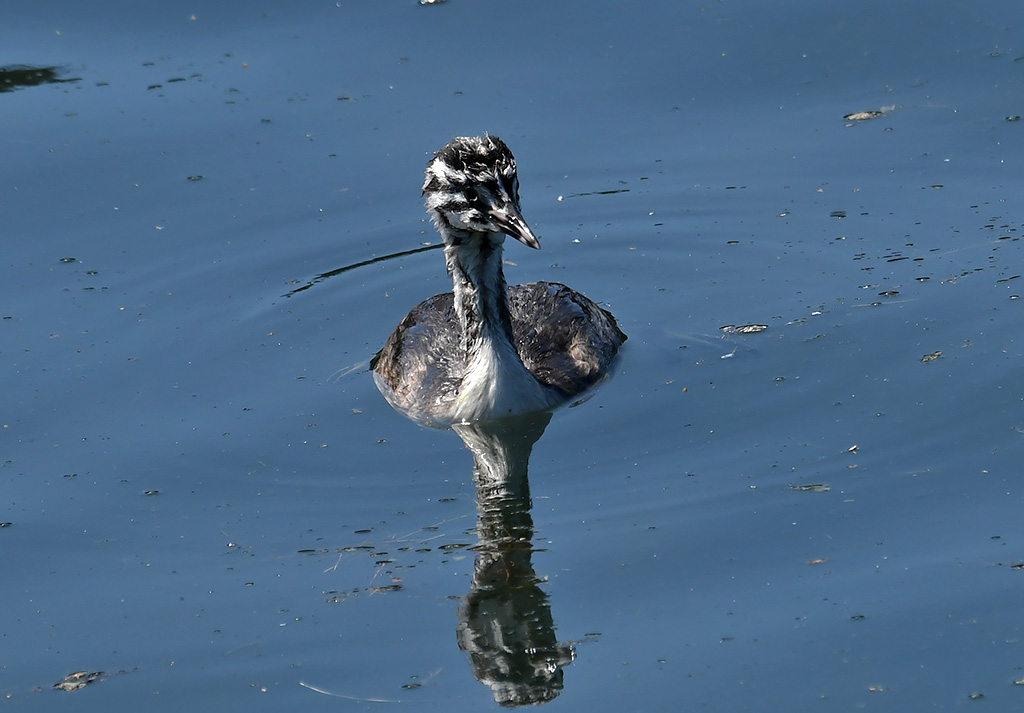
[{"x1": 3, "y1": 1, "x2": 1023, "y2": 710}]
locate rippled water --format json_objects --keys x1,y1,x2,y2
[{"x1": 4, "y1": 1, "x2": 1023, "y2": 710}]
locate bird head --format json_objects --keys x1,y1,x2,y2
[{"x1": 423, "y1": 135, "x2": 540, "y2": 249}]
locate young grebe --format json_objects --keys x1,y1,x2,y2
[{"x1": 372, "y1": 135, "x2": 626, "y2": 425}]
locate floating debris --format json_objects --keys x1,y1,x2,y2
[
  {"x1": 720, "y1": 324, "x2": 768, "y2": 334},
  {"x1": 325, "y1": 590, "x2": 357, "y2": 604},
  {"x1": 0, "y1": 64, "x2": 81, "y2": 93},
  {"x1": 845, "y1": 110, "x2": 883, "y2": 121},
  {"x1": 921, "y1": 351, "x2": 943, "y2": 363},
  {"x1": 844, "y1": 105, "x2": 895, "y2": 122},
  {"x1": 53, "y1": 671, "x2": 105, "y2": 692},
  {"x1": 789, "y1": 483, "x2": 831, "y2": 492}
]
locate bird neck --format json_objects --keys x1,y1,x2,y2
[
  {"x1": 439, "y1": 225, "x2": 557, "y2": 421},
  {"x1": 443, "y1": 228, "x2": 516, "y2": 356}
]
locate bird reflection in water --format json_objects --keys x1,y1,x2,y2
[{"x1": 452, "y1": 412, "x2": 575, "y2": 706}]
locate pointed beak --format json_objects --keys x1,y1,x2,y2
[{"x1": 490, "y1": 203, "x2": 541, "y2": 250}]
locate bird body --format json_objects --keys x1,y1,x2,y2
[{"x1": 372, "y1": 136, "x2": 625, "y2": 426}]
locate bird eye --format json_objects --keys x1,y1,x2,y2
[{"x1": 463, "y1": 184, "x2": 482, "y2": 208}]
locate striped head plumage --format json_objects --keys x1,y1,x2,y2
[{"x1": 423, "y1": 135, "x2": 540, "y2": 250}]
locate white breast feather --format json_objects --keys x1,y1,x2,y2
[{"x1": 453, "y1": 337, "x2": 555, "y2": 421}]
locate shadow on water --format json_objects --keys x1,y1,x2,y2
[
  {"x1": 0, "y1": 64, "x2": 80, "y2": 93},
  {"x1": 452, "y1": 412, "x2": 575, "y2": 707}
]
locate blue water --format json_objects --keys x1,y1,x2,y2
[{"x1": 3, "y1": 1, "x2": 1023, "y2": 710}]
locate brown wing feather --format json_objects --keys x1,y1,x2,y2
[
  {"x1": 509, "y1": 281, "x2": 626, "y2": 396},
  {"x1": 371, "y1": 293, "x2": 466, "y2": 413}
]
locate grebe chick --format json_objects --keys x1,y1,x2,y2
[{"x1": 372, "y1": 135, "x2": 625, "y2": 425}]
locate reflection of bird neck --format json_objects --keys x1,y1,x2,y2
[
  {"x1": 454, "y1": 412, "x2": 550, "y2": 493},
  {"x1": 455, "y1": 413, "x2": 551, "y2": 585}
]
